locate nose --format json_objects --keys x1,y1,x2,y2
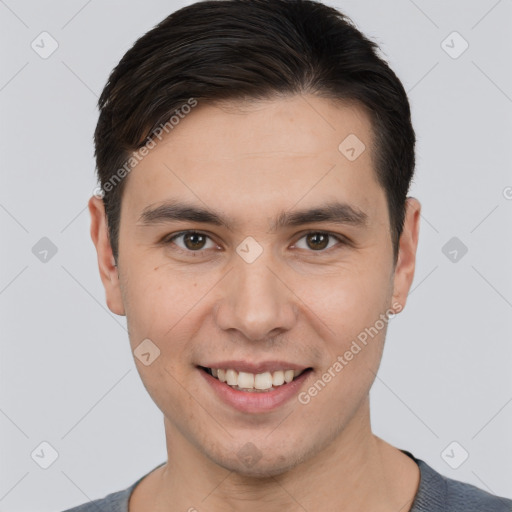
[{"x1": 214, "y1": 255, "x2": 298, "y2": 342}]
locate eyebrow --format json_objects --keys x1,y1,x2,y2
[{"x1": 137, "y1": 199, "x2": 368, "y2": 232}]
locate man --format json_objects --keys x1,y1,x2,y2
[{"x1": 64, "y1": 0, "x2": 512, "y2": 510}]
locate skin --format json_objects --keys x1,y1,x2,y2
[{"x1": 89, "y1": 94, "x2": 421, "y2": 512}]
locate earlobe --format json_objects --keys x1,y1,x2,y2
[
  {"x1": 88, "y1": 196, "x2": 126, "y2": 316},
  {"x1": 391, "y1": 197, "x2": 421, "y2": 312}
]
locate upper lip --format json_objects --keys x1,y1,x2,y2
[{"x1": 199, "y1": 361, "x2": 311, "y2": 374}]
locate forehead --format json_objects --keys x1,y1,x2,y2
[
  {"x1": 121, "y1": 95, "x2": 384, "y2": 224},
  {"x1": 151, "y1": 95, "x2": 374, "y2": 161}
]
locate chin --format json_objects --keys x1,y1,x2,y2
[
  {"x1": 223, "y1": 458, "x2": 297, "y2": 479},
  {"x1": 208, "y1": 445, "x2": 308, "y2": 479}
]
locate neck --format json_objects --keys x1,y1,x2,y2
[{"x1": 136, "y1": 398, "x2": 419, "y2": 512}]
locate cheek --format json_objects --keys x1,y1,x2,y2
[
  {"x1": 295, "y1": 265, "x2": 392, "y2": 344},
  {"x1": 293, "y1": 265, "x2": 392, "y2": 408},
  {"x1": 122, "y1": 265, "x2": 217, "y2": 362},
  {"x1": 121, "y1": 268, "x2": 205, "y2": 412},
  {"x1": 123, "y1": 263, "x2": 183, "y2": 319}
]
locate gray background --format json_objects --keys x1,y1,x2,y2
[{"x1": 1, "y1": 0, "x2": 511, "y2": 510}]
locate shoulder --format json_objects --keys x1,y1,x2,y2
[
  {"x1": 409, "y1": 454, "x2": 512, "y2": 512},
  {"x1": 60, "y1": 483, "x2": 135, "y2": 512},
  {"x1": 60, "y1": 462, "x2": 165, "y2": 512}
]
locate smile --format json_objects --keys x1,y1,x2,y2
[
  {"x1": 198, "y1": 365, "x2": 313, "y2": 413},
  {"x1": 200, "y1": 366, "x2": 310, "y2": 392}
]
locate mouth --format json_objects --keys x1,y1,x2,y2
[{"x1": 198, "y1": 365, "x2": 313, "y2": 393}]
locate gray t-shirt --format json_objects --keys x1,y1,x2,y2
[{"x1": 61, "y1": 451, "x2": 512, "y2": 511}]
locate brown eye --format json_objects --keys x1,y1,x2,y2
[
  {"x1": 294, "y1": 232, "x2": 344, "y2": 252},
  {"x1": 164, "y1": 231, "x2": 217, "y2": 253},
  {"x1": 306, "y1": 233, "x2": 330, "y2": 250},
  {"x1": 183, "y1": 232, "x2": 207, "y2": 250}
]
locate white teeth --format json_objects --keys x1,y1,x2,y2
[
  {"x1": 207, "y1": 367, "x2": 306, "y2": 390},
  {"x1": 272, "y1": 370, "x2": 285, "y2": 386},
  {"x1": 237, "y1": 371, "x2": 255, "y2": 389},
  {"x1": 226, "y1": 369, "x2": 237, "y2": 386},
  {"x1": 254, "y1": 372, "x2": 273, "y2": 390}
]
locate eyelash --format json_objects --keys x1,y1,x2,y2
[{"x1": 161, "y1": 230, "x2": 348, "y2": 256}]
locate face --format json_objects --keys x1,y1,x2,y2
[{"x1": 90, "y1": 94, "x2": 420, "y2": 477}]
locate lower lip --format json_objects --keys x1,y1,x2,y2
[{"x1": 199, "y1": 368, "x2": 312, "y2": 413}]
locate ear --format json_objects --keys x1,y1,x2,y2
[
  {"x1": 391, "y1": 197, "x2": 421, "y2": 313},
  {"x1": 88, "y1": 196, "x2": 125, "y2": 316}
]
